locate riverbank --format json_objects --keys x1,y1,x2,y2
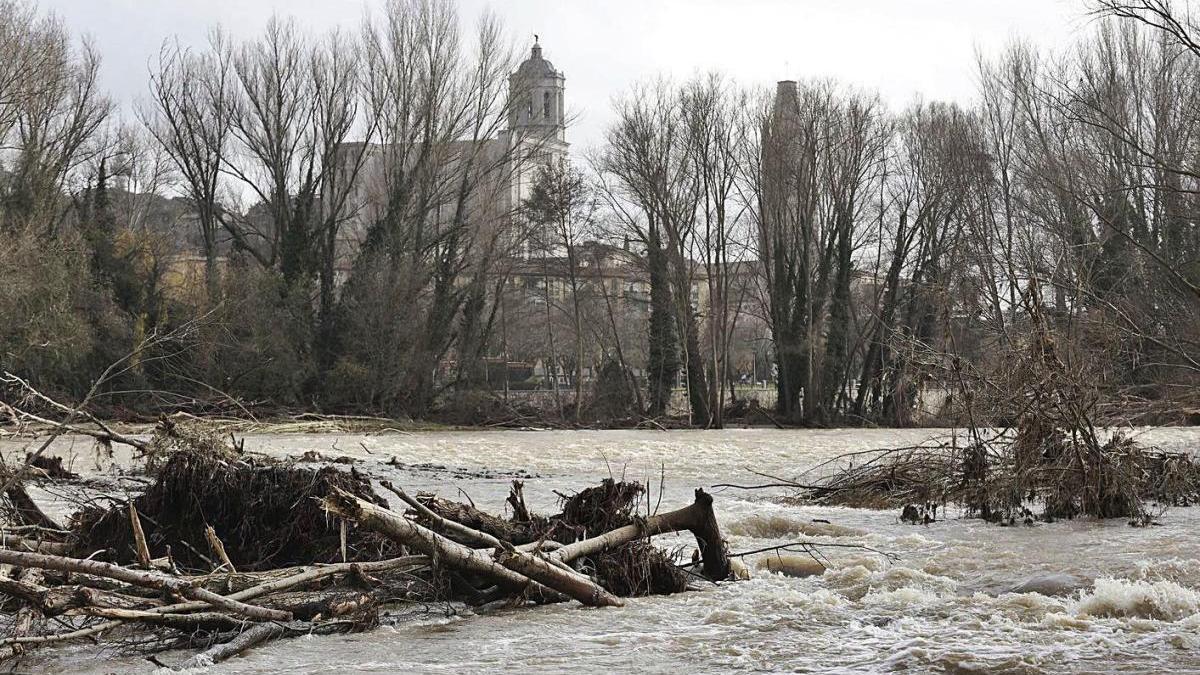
[{"x1": 7, "y1": 411, "x2": 1197, "y2": 444}]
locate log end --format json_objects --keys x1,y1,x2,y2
[{"x1": 321, "y1": 488, "x2": 364, "y2": 521}]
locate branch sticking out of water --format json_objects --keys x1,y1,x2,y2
[{"x1": 728, "y1": 541, "x2": 899, "y2": 566}]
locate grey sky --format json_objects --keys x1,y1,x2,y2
[{"x1": 44, "y1": 0, "x2": 1085, "y2": 154}]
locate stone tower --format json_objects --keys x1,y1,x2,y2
[
  {"x1": 508, "y1": 37, "x2": 566, "y2": 146},
  {"x1": 503, "y1": 38, "x2": 568, "y2": 257},
  {"x1": 761, "y1": 80, "x2": 801, "y2": 225}
]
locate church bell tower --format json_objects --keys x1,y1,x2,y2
[
  {"x1": 504, "y1": 37, "x2": 568, "y2": 258},
  {"x1": 508, "y1": 37, "x2": 566, "y2": 146}
]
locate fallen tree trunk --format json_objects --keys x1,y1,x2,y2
[
  {"x1": 324, "y1": 491, "x2": 558, "y2": 595},
  {"x1": 415, "y1": 493, "x2": 547, "y2": 545},
  {"x1": 45, "y1": 585, "x2": 160, "y2": 614},
  {"x1": 0, "y1": 550, "x2": 290, "y2": 621},
  {"x1": 81, "y1": 607, "x2": 245, "y2": 629},
  {"x1": 553, "y1": 488, "x2": 731, "y2": 581},
  {"x1": 0, "y1": 620, "x2": 121, "y2": 651},
  {"x1": 4, "y1": 483, "x2": 62, "y2": 531},
  {"x1": 189, "y1": 555, "x2": 426, "y2": 600},
  {"x1": 491, "y1": 545, "x2": 623, "y2": 606},
  {"x1": 173, "y1": 622, "x2": 286, "y2": 670},
  {"x1": 0, "y1": 558, "x2": 419, "y2": 652},
  {"x1": 383, "y1": 481, "x2": 502, "y2": 550},
  {"x1": 0, "y1": 576, "x2": 159, "y2": 616},
  {"x1": 0, "y1": 575, "x2": 47, "y2": 608},
  {"x1": 383, "y1": 482, "x2": 579, "y2": 578},
  {"x1": 0, "y1": 536, "x2": 75, "y2": 555},
  {"x1": 324, "y1": 489, "x2": 622, "y2": 607},
  {"x1": 257, "y1": 590, "x2": 375, "y2": 621},
  {"x1": 0, "y1": 413, "x2": 738, "y2": 667}
]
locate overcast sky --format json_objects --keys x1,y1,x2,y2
[{"x1": 44, "y1": 0, "x2": 1087, "y2": 155}]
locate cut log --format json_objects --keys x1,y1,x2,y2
[{"x1": 553, "y1": 488, "x2": 731, "y2": 581}]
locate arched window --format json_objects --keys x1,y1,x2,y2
[{"x1": 543, "y1": 91, "x2": 553, "y2": 120}]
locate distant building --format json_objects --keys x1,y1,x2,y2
[{"x1": 332, "y1": 39, "x2": 569, "y2": 278}]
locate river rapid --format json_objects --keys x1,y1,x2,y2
[{"x1": 8, "y1": 427, "x2": 1200, "y2": 674}]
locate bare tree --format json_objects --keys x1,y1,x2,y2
[
  {"x1": 523, "y1": 159, "x2": 597, "y2": 418},
  {"x1": 334, "y1": 0, "x2": 532, "y2": 415},
  {"x1": 680, "y1": 73, "x2": 751, "y2": 427},
  {"x1": 0, "y1": 7, "x2": 109, "y2": 235},
  {"x1": 144, "y1": 34, "x2": 234, "y2": 304},
  {"x1": 600, "y1": 80, "x2": 713, "y2": 424}
]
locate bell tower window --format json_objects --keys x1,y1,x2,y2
[{"x1": 543, "y1": 91, "x2": 553, "y2": 120}]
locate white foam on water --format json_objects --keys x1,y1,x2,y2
[
  {"x1": 862, "y1": 585, "x2": 946, "y2": 609},
  {"x1": 1131, "y1": 556, "x2": 1200, "y2": 585},
  {"x1": 1072, "y1": 577, "x2": 1200, "y2": 621},
  {"x1": 726, "y1": 512, "x2": 866, "y2": 539},
  {"x1": 755, "y1": 553, "x2": 826, "y2": 578}
]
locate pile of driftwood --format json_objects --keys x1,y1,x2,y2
[
  {"x1": 729, "y1": 289, "x2": 1200, "y2": 527},
  {"x1": 727, "y1": 423, "x2": 1200, "y2": 527},
  {"x1": 0, "y1": 421, "x2": 733, "y2": 669}
]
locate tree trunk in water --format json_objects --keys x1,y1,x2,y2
[
  {"x1": 552, "y1": 488, "x2": 730, "y2": 582},
  {"x1": 175, "y1": 623, "x2": 287, "y2": 670}
]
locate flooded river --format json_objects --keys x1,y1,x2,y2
[{"x1": 8, "y1": 427, "x2": 1200, "y2": 673}]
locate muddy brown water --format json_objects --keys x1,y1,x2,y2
[{"x1": 3, "y1": 427, "x2": 1200, "y2": 674}]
